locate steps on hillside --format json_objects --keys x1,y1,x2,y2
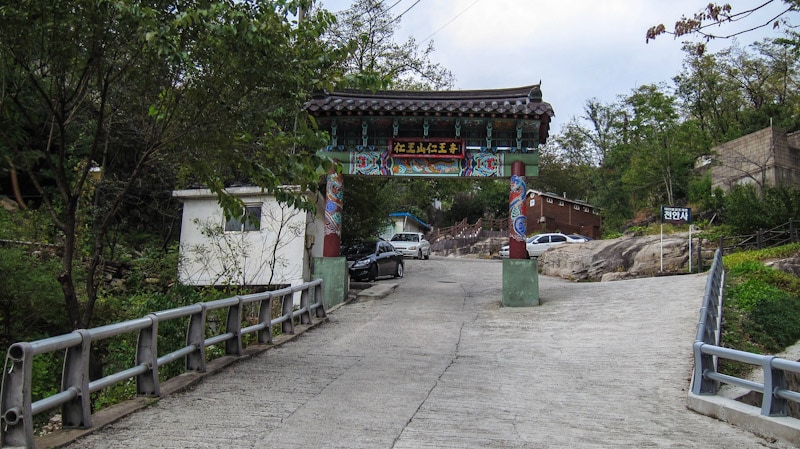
[{"x1": 432, "y1": 236, "x2": 507, "y2": 258}]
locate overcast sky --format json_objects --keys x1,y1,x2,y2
[{"x1": 317, "y1": 0, "x2": 796, "y2": 133}]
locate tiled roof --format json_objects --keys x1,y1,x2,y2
[{"x1": 304, "y1": 84, "x2": 555, "y2": 118}]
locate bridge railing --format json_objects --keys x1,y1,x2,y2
[
  {"x1": 692, "y1": 250, "x2": 800, "y2": 419},
  {"x1": 0, "y1": 279, "x2": 326, "y2": 449}
]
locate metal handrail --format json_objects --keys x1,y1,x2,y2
[
  {"x1": 692, "y1": 250, "x2": 800, "y2": 419},
  {"x1": 0, "y1": 279, "x2": 326, "y2": 449}
]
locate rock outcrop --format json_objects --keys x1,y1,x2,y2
[{"x1": 538, "y1": 233, "x2": 715, "y2": 281}]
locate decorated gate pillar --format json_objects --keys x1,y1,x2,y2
[
  {"x1": 305, "y1": 83, "x2": 554, "y2": 308},
  {"x1": 323, "y1": 171, "x2": 343, "y2": 257},
  {"x1": 314, "y1": 168, "x2": 348, "y2": 309},
  {"x1": 508, "y1": 161, "x2": 527, "y2": 259}
]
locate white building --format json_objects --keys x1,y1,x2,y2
[{"x1": 172, "y1": 187, "x2": 325, "y2": 289}]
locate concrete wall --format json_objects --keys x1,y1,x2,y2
[
  {"x1": 174, "y1": 187, "x2": 317, "y2": 288},
  {"x1": 710, "y1": 127, "x2": 800, "y2": 190}
]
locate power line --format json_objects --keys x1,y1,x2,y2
[
  {"x1": 419, "y1": 0, "x2": 481, "y2": 45},
  {"x1": 390, "y1": 0, "x2": 423, "y2": 24}
]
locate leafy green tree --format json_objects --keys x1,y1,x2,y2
[
  {"x1": 341, "y1": 177, "x2": 393, "y2": 242},
  {"x1": 0, "y1": 0, "x2": 340, "y2": 329},
  {"x1": 673, "y1": 44, "x2": 745, "y2": 144},
  {"x1": 324, "y1": 0, "x2": 455, "y2": 90},
  {"x1": 619, "y1": 84, "x2": 708, "y2": 207}
]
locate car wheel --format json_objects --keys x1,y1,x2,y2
[
  {"x1": 367, "y1": 264, "x2": 378, "y2": 282},
  {"x1": 394, "y1": 261, "x2": 404, "y2": 278},
  {"x1": 416, "y1": 249, "x2": 422, "y2": 259}
]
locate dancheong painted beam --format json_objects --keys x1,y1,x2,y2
[{"x1": 306, "y1": 83, "x2": 553, "y2": 178}]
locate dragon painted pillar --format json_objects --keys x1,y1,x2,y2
[
  {"x1": 508, "y1": 161, "x2": 527, "y2": 259},
  {"x1": 323, "y1": 171, "x2": 343, "y2": 257}
]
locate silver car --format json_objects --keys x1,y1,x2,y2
[
  {"x1": 500, "y1": 232, "x2": 587, "y2": 258},
  {"x1": 389, "y1": 232, "x2": 431, "y2": 259}
]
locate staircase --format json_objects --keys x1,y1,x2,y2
[{"x1": 428, "y1": 218, "x2": 508, "y2": 258}]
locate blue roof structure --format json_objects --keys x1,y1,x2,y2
[{"x1": 389, "y1": 212, "x2": 431, "y2": 232}]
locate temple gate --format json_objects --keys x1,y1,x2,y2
[{"x1": 304, "y1": 84, "x2": 554, "y2": 307}]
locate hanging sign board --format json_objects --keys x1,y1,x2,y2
[{"x1": 390, "y1": 138, "x2": 465, "y2": 159}]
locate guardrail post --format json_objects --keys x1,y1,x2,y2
[
  {"x1": 225, "y1": 296, "x2": 243, "y2": 356},
  {"x1": 281, "y1": 293, "x2": 295, "y2": 335},
  {"x1": 314, "y1": 281, "x2": 327, "y2": 318},
  {"x1": 186, "y1": 304, "x2": 207, "y2": 372},
  {"x1": 136, "y1": 315, "x2": 160, "y2": 397},
  {"x1": 1, "y1": 342, "x2": 34, "y2": 448},
  {"x1": 299, "y1": 287, "x2": 312, "y2": 325},
  {"x1": 692, "y1": 342, "x2": 717, "y2": 395},
  {"x1": 62, "y1": 329, "x2": 92, "y2": 428},
  {"x1": 258, "y1": 293, "x2": 274, "y2": 344},
  {"x1": 762, "y1": 356, "x2": 788, "y2": 417}
]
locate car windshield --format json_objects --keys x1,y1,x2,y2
[
  {"x1": 391, "y1": 234, "x2": 419, "y2": 242},
  {"x1": 342, "y1": 242, "x2": 375, "y2": 256}
]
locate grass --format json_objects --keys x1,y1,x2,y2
[{"x1": 719, "y1": 243, "x2": 800, "y2": 377}]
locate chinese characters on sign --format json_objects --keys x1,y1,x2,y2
[
  {"x1": 390, "y1": 139, "x2": 464, "y2": 159},
  {"x1": 661, "y1": 206, "x2": 691, "y2": 224}
]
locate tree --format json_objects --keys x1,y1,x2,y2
[
  {"x1": 620, "y1": 84, "x2": 708, "y2": 207},
  {"x1": 673, "y1": 44, "x2": 745, "y2": 144},
  {"x1": 324, "y1": 0, "x2": 455, "y2": 90},
  {"x1": 646, "y1": 1, "x2": 799, "y2": 54},
  {"x1": 0, "y1": 0, "x2": 341, "y2": 329}
]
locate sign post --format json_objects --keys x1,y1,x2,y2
[{"x1": 660, "y1": 206, "x2": 692, "y2": 272}]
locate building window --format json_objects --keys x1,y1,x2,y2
[
  {"x1": 546, "y1": 198, "x2": 554, "y2": 204},
  {"x1": 558, "y1": 201, "x2": 564, "y2": 206},
  {"x1": 225, "y1": 205, "x2": 262, "y2": 232},
  {"x1": 583, "y1": 207, "x2": 590, "y2": 212},
  {"x1": 573, "y1": 204, "x2": 580, "y2": 210}
]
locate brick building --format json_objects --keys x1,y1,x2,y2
[
  {"x1": 525, "y1": 190, "x2": 601, "y2": 239},
  {"x1": 703, "y1": 126, "x2": 800, "y2": 191}
]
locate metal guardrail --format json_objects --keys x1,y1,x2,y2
[
  {"x1": 692, "y1": 250, "x2": 800, "y2": 418},
  {"x1": 0, "y1": 279, "x2": 326, "y2": 449}
]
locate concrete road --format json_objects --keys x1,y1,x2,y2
[{"x1": 63, "y1": 257, "x2": 792, "y2": 448}]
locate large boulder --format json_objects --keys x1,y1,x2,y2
[{"x1": 538, "y1": 233, "x2": 710, "y2": 281}]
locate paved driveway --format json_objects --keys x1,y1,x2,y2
[{"x1": 63, "y1": 257, "x2": 792, "y2": 448}]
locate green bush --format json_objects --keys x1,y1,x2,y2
[{"x1": 720, "y1": 243, "x2": 800, "y2": 376}]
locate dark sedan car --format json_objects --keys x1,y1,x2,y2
[{"x1": 343, "y1": 240, "x2": 404, "y2": 282}]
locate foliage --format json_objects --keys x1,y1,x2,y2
[
  {"x1": 443, "y1": 179, "x2": 508, "y2": 226},
  {"x1": 0, "y1": 246, "x2": 66, "y2": 350},
  {"x1": 645, "y1": 1, "x2": 799, "y2": 54},
  {"x1": 0, "y1": 0, "x2": 342, "y2": 329},
  {"x1": 341, "y1": 177, "x2": 394, "y2": 242},
  {"x1": 720, "y1": 243, "x2": 800, "y2": 375},
  {"x1": 722, "y1": 185, "x2": 800, "y2": 234},
  {"x1": 325, "y1": 0, "x2": 455, "y2": 90}
]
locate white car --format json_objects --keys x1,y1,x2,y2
[
  {"x1": 389, "y1": 232, "x2": 431, "y2": 259},
  {"x1": 499, "y1": 232, "x2": 587, "y2": 258}
]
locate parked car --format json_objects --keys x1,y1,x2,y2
[
  {"x1": 567, "y1": 234, "x2": 593, "y2": 242},
  {"x1": 342, "y1": 240, "x2": 404, "y2": 282},
  {"x1": 499, "y1": 232, "x2": 588, "y2": 258},
  {"x1": 389, "y1": 232, "x2": 431, "y2": 259}
]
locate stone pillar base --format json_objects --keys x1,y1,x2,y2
[
  {"x1": 313, "y1": 257, "x2": 348, "y2": 309},
  {"x1": 502, "y1": 258, "x2": 539, "y2": 307}
]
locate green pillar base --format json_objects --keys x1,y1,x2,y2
[
  {"x1": 313, "y1": 257, "x2": 348, "y2": 309},
  {"x1": 502, "y1": 258, "x2": 540, "y2": 307}
]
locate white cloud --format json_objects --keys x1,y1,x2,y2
[{"x1": 320, "y1": 0, "x2": 797, "y2": 132}]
